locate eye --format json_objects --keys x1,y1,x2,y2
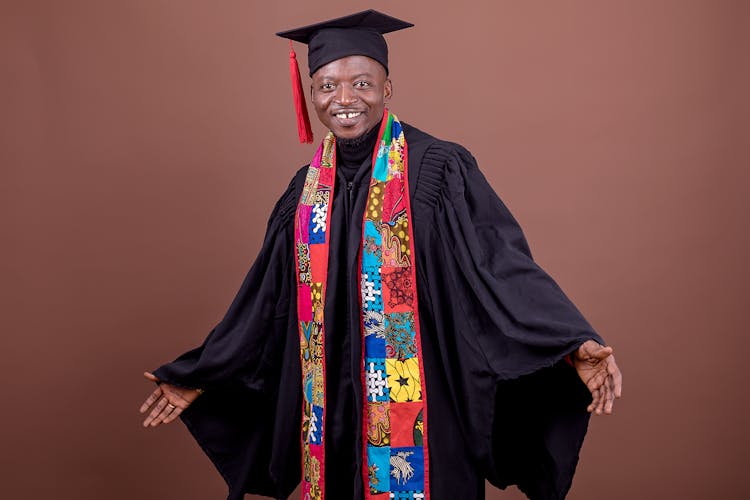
[
  {"x1": 354, "y1": 80, "x2": 371, "y2": 89},
  {"x1": 320, "y1": 82, "x2": 335, "y2": 91}
]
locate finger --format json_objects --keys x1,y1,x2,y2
[
  {"x1": 152, "y1": 399, "x2": 178, "y2": 425},
  {"x1": 609, "y1": 358, "x2": 623, "y2": 398},
  {"x1": 143, "y1": 371, "x2": 160, "y2": 383},
  {"x1": 139, "y1": 386, "x2": 163, "y2": 413},
  {"x1": 576, "y1": 340, "x2": 595, "y2": 359},
  {"x1": 143, "y1": 397, "x2": 169, "y2": 427},
  {"x1": 150, "y1": 403, "x2": 177, "y2": 427},
  {"x1": 588, "y1": 378, "x2": 599, "y2": 412},
  {"x1": 591, "y1": 386, "x2": 603, "y2": 415},
  {"x1": 586, "y1": 369, "x2": 607, "y2": 392},
  {"x1": 593, "y1": 387, "x2": 603, "y2": 413},
  {"x1": 586, "y1": 389, "x2": 599, "y2": 413},
  {"x1": 143, "y1": 398, "x2": 167, "y2": 427},
  {"x1": 594, "y1": 386, "x2": 607, "y2": 415},
  {"x1": 578, "y1": 340, "x2": 612, "y2": 359},
  {"x1": 163, "y1": 405, "x2": 184, "y2": 424},
  {"x1": 591, "y1": 345, "x2": 614, "y2": 360},
  {"x1": 604, "y1": 375, "x2": 616, "y2": 414},
  {"x1": 598, "y1": 376, "x2": 613, "y2": 415}
]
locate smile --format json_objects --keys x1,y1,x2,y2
[{"x1": 334, "y1": 112, "x2": 362, "y2": 119}]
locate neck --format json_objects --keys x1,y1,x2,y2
[{"x1": 335, "y1": 124, "x2": 380, "y2": 166}]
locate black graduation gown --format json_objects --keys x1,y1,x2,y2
[{"x1": 152, "y1": 123, "x2": 605, "y2": 500}]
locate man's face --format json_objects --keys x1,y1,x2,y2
[{"x1": 310, "y1": 55, "x2": 392, "y2": 140}]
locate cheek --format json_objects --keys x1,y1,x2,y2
[
  {"x1": 311, "y1": 95, "x2": 329, "y2": 116},
  {"x1": 368, "y1": 94, "x2": 386, "y2": 109}
]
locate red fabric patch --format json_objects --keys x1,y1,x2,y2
[
  {"x1": 298, "y1": 284, "x2": 312, "y2": 322},
  {"x1": 389, "y1": 402, "x2": 422, "y2": 447},
  {"x1": 296, "y1": 204, "x2": 312, "y2": 242},
  {"x1": 318, "y1": 164, "x2": 334, "y2": 185},
  {"x1": 309, "y1": 244, "x2": 327, "y2": 283},
  {"x1": 382, "y1": 177, "x2": 405, "y2": 223},
  {"x1": 381, "y1": 267, "x2": 414, "y2": 313}
]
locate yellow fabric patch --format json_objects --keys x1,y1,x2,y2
[{"x1": 386, "y1": 357, "x2": 422, "y2": 402}]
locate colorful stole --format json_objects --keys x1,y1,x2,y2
[{"x1": 294, "y1": 110, "x2": 430, "y2": 500}]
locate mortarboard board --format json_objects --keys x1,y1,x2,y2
[
  {"x1": 276, "y1": 9, "x2": 414, "y2": 76},
  {"x1": 276, "y1": 10, "x2": 414, "y2": 143}
]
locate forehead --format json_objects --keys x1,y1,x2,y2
[{"x1": 311, "y1": 55, "x2": 387, "y2": 80}]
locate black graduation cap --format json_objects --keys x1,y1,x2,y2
[
  {"x1": 276, "y1": 10, "x2": 414, "y2": 143},
  {"x1": 276, "y1": 9, "x2": 414, "y2": 76}
]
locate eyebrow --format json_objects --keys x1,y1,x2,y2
[{"x1": 314, "y1": 72, "x2": 376, "y2": 81}]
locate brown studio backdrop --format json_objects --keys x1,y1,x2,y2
[{"x1": 1, "y1": 0, "x2": 748, "y2": 499}]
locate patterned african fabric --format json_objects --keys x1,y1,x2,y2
[{"x1": 294, "y1": 110, "x2": 430, "y2": 500}]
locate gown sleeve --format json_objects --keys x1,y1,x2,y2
[
  {"x1": 151, "y1": 170, "x2": 305, "y2": 500},
  {"x1": 414, "y1": 143, "x2": 605, "y2": 500}
]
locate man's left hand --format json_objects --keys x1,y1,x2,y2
[{"x1": 573, "y1": 340, "x2": 623, "y2": 415}]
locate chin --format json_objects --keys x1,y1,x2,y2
[
  {"x1": 333, "y1": 120, "x2": 380, "y2": 140},
  {"x1": 334, "y1": 127, "x2": 363, "y2": 139}
]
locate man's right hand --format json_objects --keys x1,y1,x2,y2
[{"x1": 139, "y1": 371, "x2": 202, "y2": 428}]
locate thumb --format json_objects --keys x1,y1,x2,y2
[
  {"x1": 143, "y1": 371, "x2": 160, "y2": 383},
  {"x1": 577, "y1": 341, "x2": 613, "y2": 360},
  {"x1": 589, "y1": 344, "x2": 614, "y2": 360}
]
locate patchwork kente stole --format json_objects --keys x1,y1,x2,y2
[{"x1": 293, "y1": 110, "x2": 431, "y2": 500}]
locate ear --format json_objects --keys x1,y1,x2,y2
[{"x1": 384, "y1": 79, "x2": 393, "y2": 103}]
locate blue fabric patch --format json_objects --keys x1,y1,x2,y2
[
  {"x1": 365, "y1": 357, "x2": 389, "y2": 402},
  {"x1": 308, "y1": 203, "x2": 326, "y2": 243},
  {"x1": 362, "y1": 220, "x2": 382, "y2": 267},
  {"x1": 391, "y1": 120, "x2": 402, "y2": 140},
  {"x1": 365, "y1": 220, "x2": 382, "y2": 244},
  {"x1": 362, "y1": 248, "x2": 378, "y2": 269},
  {"x1": 365, "y1": 333, "x2": 386, "y2": 358},
  {"x1": 391, "y1": 492, "x2": 425, "y2": 500},
  {"x1": 367, "y1": 445, "x2": 391, "y2": 494},
  {"x1": 361, "y1": 265, "x2": 382, "y2": 312},
  {"x1": 303, "y1": 372, "x2": 313, "y2": 404},
  {"x1": 309, "y1": 404, "x2": 323, "y2": 444},
  {"x1": 373, "y1": 144, "x2": 389, "y2": 181},
  {"x1": 390, "y1": 447, "x2": 424, "y2": 491},
  {"x1": 384, "y1": 312, "x2": 417, "y2": 360}
]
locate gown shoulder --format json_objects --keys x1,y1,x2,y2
[{"x1": 272, "y1": 164, "x2": 308, "y2": 224}]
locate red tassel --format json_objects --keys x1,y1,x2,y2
[{"x1": 288, "y1": 41, "x2": 313, "y2": 144}]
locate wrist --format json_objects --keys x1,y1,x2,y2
[{"x1": 564, "y1": 353, "x2": 574, "y2": 367}]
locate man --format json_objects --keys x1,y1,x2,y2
[{"x1": 139, "y1": 10, "x2": 622, "y2": 500}]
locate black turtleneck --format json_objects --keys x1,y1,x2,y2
[{"x1": 335, "y1": 124, "x2": 380, "y2": 182}]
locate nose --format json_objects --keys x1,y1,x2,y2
[{"x1": 334, "y1": 84, "x2": 358, "y2": 106}]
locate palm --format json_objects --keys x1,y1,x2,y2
[
  {"x1": 139, "y1": 371, "x2": 202, "y2": 427},
  {"x1": 573, "y1": 340, "x2": 623, "y2": 415}
]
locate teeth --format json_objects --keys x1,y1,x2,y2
[{"x1": 336, "y1": 112, "x2": 361, "y2": 119}]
